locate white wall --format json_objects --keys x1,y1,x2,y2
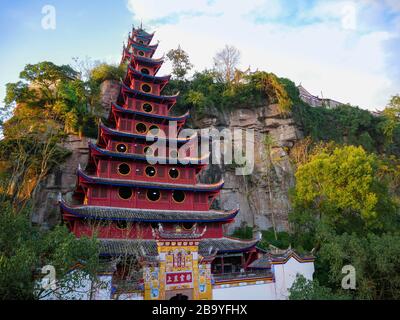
[
  {"x1": 213, "y1": 282, "x2": 277, "y2": 300},
  {"x1": 212, "y1": 259, "x2": 314, "y2": 300},
  {"x1": 273, "y1": 258, "x2": 315, "y2": 300}
]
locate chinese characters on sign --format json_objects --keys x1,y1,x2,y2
[{"x1": 166, "y1": 272, "x2": 193, "y2": 285}]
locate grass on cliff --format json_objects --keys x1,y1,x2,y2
[{"x1": 164, "y1": 70, "x2": 292, "y2": 119}]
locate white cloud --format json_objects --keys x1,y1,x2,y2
[{"x1": 126, "y1": 0, "x2": 399, "y2": 110}]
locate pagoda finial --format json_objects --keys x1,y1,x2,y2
[{"x1": 140, "y1": 20, "x2": 143, "y2": 30}]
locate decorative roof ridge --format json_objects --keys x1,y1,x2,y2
[
  {"x1": 153, "y1": 224, "x2": 208, "y2": 239},
  {"x1": 89, "y1": 141, "x2": 209, "y2": 163},
  {"x1": 77, "y1": 168, "x2": 225, "y2": 191},
  {"x1": 111, "y1": 102, "x2": 189, "y2": 120},
  {"x1": 268, "y1": 248, "x2": 315, "y2": 264}
]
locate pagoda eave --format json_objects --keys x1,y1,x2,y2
[
  {"x1": 77, "y1": 168, "x2": 225, "y2": 192},
  {"x1": 60, "y1": 200, "x2": 239, "y2": 223},
  {"x1": 88, "y1": 142, "x2": 209, "y2": 165},
  {"x1": 99, "y1": 123, "x2": 193, "y2": 144},
  {"x1": 121, "y1": 83, "x2": 178, "y2": 106},
  {"x1": 128, "y1": 37, "x2": 158, "y2": 50},
  {"x1": 130, "y1": 54, "x2": 164, "y2": 67},
  {"x1": 98, "y1": 237, "x2": 260, "y2": 257},
  {"x1": 127, "y1": 65, "x2": 171, "y2": 84},
  {"x1": 109, "y1": 102, "x2": 188, "y2": 122}
]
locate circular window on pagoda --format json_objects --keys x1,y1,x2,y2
[
  {"x1": 169, "y1": 168, "x2": 180, "y2": 179},
  {"x1": 145, "y1": 166, "x2": 156, "y2": 177},
  {"x1": 141, "y1": 84, "x2": 152, "y2": 93},
  {"x1": 138, "y1": 51, "x2": 145, "y2": 56},
  {"x1": 118, "y1": 163, "x2": 131, "y2": 176},
  {"x1": 138, "y1": 40, "x2": 144, "y2": 45},
  {"x1": 147, "y1": 190, "x2": 161, "y2": 202},
  {"x1": 116, "y1": 143, "x2": 128, "y2": 153},
  {"x1": 118, "y1": 187, "x2": 133, "y2": 200},
  {"x1": 141, "y1": 68, "x2": 150, "y2": 75},
  {"x1": 173, "y1": 190, "x2": 186, "y2": 203},
  {"x1": 148, "y1": 125, "x2": 160, "y2": 135},
  {"x1": 136, "y1": 122, "x2": 147, "y2": 134},
  {"x1": 142, "y1": 103, "x2": 153, "y2": 113}
]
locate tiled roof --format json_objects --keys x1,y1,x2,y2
[
  {"x1": 99, "y1": 123, "x2": 194, "y2": 143},
  {"x1": 98, "y1": 237, "x2": 259, "y2": 256},
  {"x1": 99, "y1": 239, "x2": 158, "y2": 257},
  {"x1": 268, "y1": 249, "x2": 315, "y2": 264},
  {"x1": 121, "y1": 83, "x2": 178, "y2": 101},
  {"x1": 89, "y1": 142, "x2": 209, "y2": 164},
  {"x1": 127, "y1": 66, "x2": 171, "y2": 83},
  {"x1": 77, "y1": 168, "x2": 224, "y2": 192},
  {"x1": 199, "y1": 238, "x2": 259, "y2": 255},
  {"x1": 111, "y1": 102, "x2": 188, "y2": 121},
  {"x1": 60, "y1": 200, "x2": 239, "y2": 223},
  {"x1": 247, "y1": 256, "x2": 271, "y2": 269}
]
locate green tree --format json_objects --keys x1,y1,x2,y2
[
  {"x1": 289, "y1": 275, "x2": 351, "y2": 300},
  {"x1": 166, "y1": 46, "x2": 193, "y2": 80},
  {"x1": 380, "y1": 95, "x2": 400, "y2": 143},
  {"x1": 291, "y1": 145, "x2": 395, "y2": 232},
  {"x1": 0, "y1": 202, "x2": 99, "y2": 300}
]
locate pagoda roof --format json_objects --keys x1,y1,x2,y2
[
  {"x1": 132, "y1": 28, "x2": 154, "y2": 39},
  {"x1": 89, "y1": 142, "x2": 208, "y2": 164},
  {"x1": 98, "y1": 237, "x2": 259, "y2": 257},
  {"x1": 60, "y1": 200, "x2": 239, "y2": 223},
  {"x1": 110, "y1": 102, "x2": 188, "y2": 121},
  {"x1": 131, "y1": 42, "x2": 157, "y2": 53},
  {"x1": 99, "y1": 123, "x2": 195, "y2": 143},
  {"x1": 77, "y1": 168, "x2": 224, "y2": 192},
  {"x1": 128, "y1": 37, "x2": 158, "y2": 50},
  {"x1": 121, "y1": 83, "x2": 179, "y2": 106},
  {"x1": 131, "y1": 54, "x2": 164, "y2": 67},
  {"x1": 127, "y1": 65, "x2": 171, "y2": 84}
]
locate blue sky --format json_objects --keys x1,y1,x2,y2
[{"x1": 0, "y1": 0, "x2": 399, "y2": 111}]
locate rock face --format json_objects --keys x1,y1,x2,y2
[
  {"x1": 193, "y1": 104, "x2": 303, "y2": 233},
  {"x1": 99, "y1": 80, "x2": 120, "y2": 117},
  {"x1": 31, "y1": 135, "x2": 91, "y2": 229}
]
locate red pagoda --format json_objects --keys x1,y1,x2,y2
[{"x1": 60, "y1": 26, "x2": 261, "y2": 300}]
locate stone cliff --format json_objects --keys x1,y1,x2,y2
[
  {"x1": 193, "y1": 104, "x2": 303, "y2": 233},
  {"x1": 32, "y1": 80, "x2": 303, "y2": 233}
]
